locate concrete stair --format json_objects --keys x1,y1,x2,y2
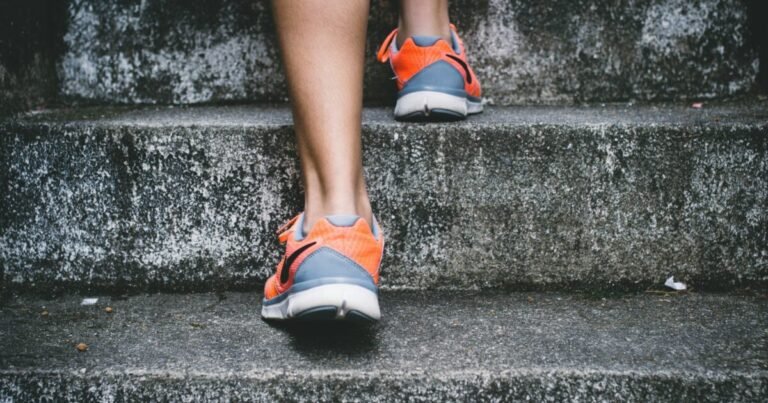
[
  {"x1": 2, "y1": 99, "x2": 766, "y2": 403},
  {"x1": 1, "y1": 290, "x2": 766, "y2": 401},
  {"x1": 55, "y1": 0, "x2": 759, "y2": 105},
  {"x1": 2, "y1": 0, "x2": 767, "y2": 401},
  {"x1": 2, "y1": 103, "x2": 766, "y2": 293},
  {"x1": 1, "y1": 0, "x2": 764, "y2": 113}
]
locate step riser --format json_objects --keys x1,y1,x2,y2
[
  {"x1": 2, "y1": 115, "x2": 766, "y2": 292},
  {"x1": 2, "y1": 373, "x2": 763, "y2": 402},
  {"x1": 57, "y1": 0, "x2": 758, "y2": 105}
]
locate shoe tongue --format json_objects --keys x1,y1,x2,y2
[{"x1": 411, "y1": 35, "x2": 442, "y2": 47}]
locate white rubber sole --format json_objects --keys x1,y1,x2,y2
[
  {"x1": 394, "y1": 90, "x2": 483, "y2": 120},
  {"x1": 261, "y1": 283, "x2": 381, "y2": 321}
]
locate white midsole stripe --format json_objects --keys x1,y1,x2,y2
[
  {"x1": 394, "y1": 90, "x2": 483, "y2": 117},
  {"x1": 261, "y1": 283, "x2": 381, "y2": 320}
]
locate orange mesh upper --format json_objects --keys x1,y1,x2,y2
[
  {"x1": 377, "y1": 25, "x2": 481, "y2": 98},
  {"x1": 264, "y1": 215, "x2": 384, "y2": 300}
]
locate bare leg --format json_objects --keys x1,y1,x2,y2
[
  {"x1": 272, "y1": 0, "x2": 372, "y2": 231},
  {"x1": 397, "y1": 0, "x2": 451, "y2": 46}
]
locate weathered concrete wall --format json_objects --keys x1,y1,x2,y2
[
  {"x1": 58, "y1": 0, "x2": 760, "y2": 106},
  {"x1": 1, "y1": 104, "x2": 766, "y2": 293}
]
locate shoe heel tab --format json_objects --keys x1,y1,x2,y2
[
  {"x1": 449, "y1": 24, "x2": 463, "y2": 54},
  {"x1": 325, "y1": 215, "x2": 361, "y2": 227},
  {"x1": 377, "y1": 28, "x2": 398, "y2": 63},
  {"x1": 371, "y1": 215, "x2": 382, "y2": 240},
  {"x1": 277, "y1": 213, "x2": 304, "y2": 243},
  {"x1": 410, "y1": 35, "x2": 442, "y2": 47},
  {"x1": 325, "y1": 215, "x2": 382, "y2": 241}
]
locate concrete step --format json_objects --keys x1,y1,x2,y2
[
  {"x1": 2, "y1": 103, "x2": 767, "y2": 293},
  {"x1": 50, "y1": 0, "x2": 760, "y2": 105},
  {"x1": 1, "y1": 290, "x2": 766, "y2": 401}
]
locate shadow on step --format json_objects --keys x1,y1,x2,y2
[{"x1": 264, "y1": 320, "x2": 379, "y2": 357}]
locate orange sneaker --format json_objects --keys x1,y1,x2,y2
[
  {"x1": 261, "y1": 213, "x2": 384, "y2": 322},
  {"x1": 377, "y1": 24, "x2": 483, "y2": 121}
]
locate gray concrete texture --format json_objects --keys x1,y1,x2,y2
[
  {"x1": 58, "y1": 0, "x2": 760, "y2": 105},
  {"x1": 1, "y1": 291, "x2": 766, "y2": 401},
  {"x1": 1, "y1": 103, "x2": 766, "y2": 293}
]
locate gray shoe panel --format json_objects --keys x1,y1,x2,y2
[
  {"x1": 399, "y1": 60, "x2": 466, "y2": 98},
  {"x1": 294, "y1": 247, "x2": 376, "y2": 287},
  {"x1": 411, "y1": 35, "x2": 442, "y2": 47}
]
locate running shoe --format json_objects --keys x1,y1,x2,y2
[
  {"x1": 261, "y1": 213, "x2": 384, "y2": 322},
  {"x1": 377, "y1": 24, "x2": 483, "y2": 121}
]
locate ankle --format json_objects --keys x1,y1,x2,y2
[{"x1": 397, "y1": 9, "x2": 451, "y2": 47}]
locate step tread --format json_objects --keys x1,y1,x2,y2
[
  {"x1": 8, "y1": 102, "x2": 768, "y2": 128},
  {"x1": 2, "y1": 291, "x2": 766, "y2": 400},
  {"x1": 2, "y1": 291, "x2": 766, "y2": 374}
]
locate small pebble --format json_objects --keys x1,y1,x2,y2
[
  {"x1": 105, "y1": 307, "x2": 113, "y2": 313},
  {"x1": 76, "y1": 343, "x2": 88, "y2": 352},
  {"x1": 41, "y1": 310, "x2": 49, "y2": 317}
]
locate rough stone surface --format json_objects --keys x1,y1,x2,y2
[
  {"x1": 57, "y1": 0, "x2": 760, "y2": 106},
  {"x1": 0, "y1": 291, "x2": 766, "y2": 401},
  {"x1": 1, "y1": 103, "x2": 767, "y2": 293}
]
